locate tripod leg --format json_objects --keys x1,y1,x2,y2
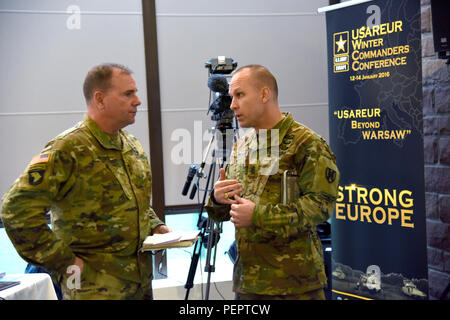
[
  {"x1": 204, "y1": 221, "x2": 222, "y2": 300},
  {"x1": 184, "y1": 233, "x2": 202, "y2": 300},
  {"x1": 203, "y1": 156, "x2": 222, "y2": 300},
  {"x1": 184, "y1": 160, "x2": 216, "y2": 300},
  {"x1": 196, "y1": 150, "x2": 216, "y2": 227},
  {"x1": 183, "y1": 126, "x2": 233, "y2": 300},
  {"x1": 204, "y1": 219, "x2": 215, "y2": 300}
]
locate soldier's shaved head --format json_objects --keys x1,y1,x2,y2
[{"x1": 232, "y1": 64, "x2": 278, "y2": 100}]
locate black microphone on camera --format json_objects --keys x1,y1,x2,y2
[
  {"x1": 207, "y1": 74, "x2": 229, "y2": 94},
  {"x1": 181, "y1": 164, "x2": 199, "y2": 196}
]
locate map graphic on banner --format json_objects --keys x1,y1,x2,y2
[{"x1": 322, "y1": 0, "x2": 428, "y2": 300}]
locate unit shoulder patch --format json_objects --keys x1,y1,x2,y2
[
  {"x1": 325, "y1": 167, "x2": 337, "y2": 183},
  {"x1": 28, "y1": 169, "x2": 45, "y2": 185}
]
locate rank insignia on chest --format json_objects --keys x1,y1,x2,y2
[{"x1": 29, "y1": 169, "x2": 45, "y2": 185}]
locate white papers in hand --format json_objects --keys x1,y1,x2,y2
[{"x1": 143, "y1": 230, "x2": 200, "y2": 246}]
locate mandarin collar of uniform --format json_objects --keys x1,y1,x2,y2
[
  {"x1": 246, "y1": 112, "x2": 293, "y2": 150},
  {"x1": 83, "y1": 114, "x2": 123, "y2": 151}
]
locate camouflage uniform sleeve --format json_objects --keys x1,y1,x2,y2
[
  {"x1": 252, "y1": 138, "x2": 340, "y2": 238},
  {"x1": 1, "y1": 147, "x2": 76, "y2": 274},
  {"x1": 205, "y1": 192, "x2": 231, "y2": 222},
  {"x1": 133, "y1": 138, "x2": 165, "y2": 234},
  {"x1": 126, "y1": 131, "x2": 164, "y2": 234},
  {"x1": 148, "y1": 207, "x2": 165, "y2": 233}
]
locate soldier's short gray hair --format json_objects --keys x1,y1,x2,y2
[{"x1": 83, "y1": 63, "x2": 133, "y2": 103}]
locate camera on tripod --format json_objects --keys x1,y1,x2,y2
[
  {"x1": 207, "y1": 74, "x2": 234, "y2": 127},
  {"x1": 206, "y1": 56, "x2": 237, "y2": 129},
  {"x1": 180, "y1": 57, "x2": 238, "y2": 300},
  {"x1": 181, "y1": 56, "x2": 238, "y2": 200}
]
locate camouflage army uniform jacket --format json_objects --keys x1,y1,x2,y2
[
  {"x1": 1, "y1": 115, "x2": 164, "y2": 286},
  {"x1": 206, "y1": 113, "x2": 339, "y2": 295}
]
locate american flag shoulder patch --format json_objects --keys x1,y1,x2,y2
[{"x1": 30, "y1": 152, "x2": 52, "y2": 166}]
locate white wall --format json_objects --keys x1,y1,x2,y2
[{"x1": 0, "y1": 0, "x2": 330, "y2": 209}]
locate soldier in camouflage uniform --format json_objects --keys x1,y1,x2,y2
[
  {"x1": 206, "y1": 65, "x2": 339, "y2": 300},
  {"x1": 1, "y1": 63, "x2": 170, "y2": 299}
]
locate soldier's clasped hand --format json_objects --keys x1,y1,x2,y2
[{"x1": 214, "y1": 168, "x2": 242, "y2": 205}]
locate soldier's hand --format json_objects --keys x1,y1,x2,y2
[
  {"x1": 153, "y1": 224, "x2": 172, "y2": 234},
  {"x1": 230, "y1": 195, "x2": 255, "y2": 228},
  {"x1": 214, "y1": 168, "x2": 242, "y2": 205},
  {"x1": 71, "y1": 256, "x2": 84, "y2": 275}
]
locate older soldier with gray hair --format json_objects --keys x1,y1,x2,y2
[
  {"x1": 206, "y1": 64, "x2": 340, "y2": 300},
  {"x1": 1, "y1": 63, "x2": 170, "y2": 299}
]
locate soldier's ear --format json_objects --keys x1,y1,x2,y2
[
  {"x1": 93, "y1": 90, "x2": 106, "y2": 110},
  {"x1": 261, "y1": 87, "x2": 271, "y2": 103}
]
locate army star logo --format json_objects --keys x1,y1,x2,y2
[
  {"x1": 29, "y1": 170, "x2": 45, "y2": 185},
  {"x1": 335, "y1": 35, "x2": 347, "y2": 53},
  {"x1": 325, "y1": 167, "x2": 336, "y2": 183}
]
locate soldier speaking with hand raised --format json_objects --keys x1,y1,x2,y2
[{"x1": 206, "y1": 65, "x2": 340, "y2": 300}]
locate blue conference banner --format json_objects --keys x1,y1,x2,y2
[{"x1": 322, "y1": 0, "x2": 428, "y2": 300}]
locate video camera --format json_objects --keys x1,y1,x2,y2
[
  {"x1": 205, "y1": 56, "x2": 237, "y2": 129},
  {"x1": 205, "y1": 56, "x2": 237, "y2": 74}
]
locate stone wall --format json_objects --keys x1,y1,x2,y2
[{"x1": 421, "y1": 0, "x2": 450, "y2": 300}]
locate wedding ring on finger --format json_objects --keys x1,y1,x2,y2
[{"x1": 224, "y1": 192, "x2": 229, "y2": 199}]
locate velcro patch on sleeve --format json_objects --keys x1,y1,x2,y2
[
  {"x1": 28, "y1": 169, "x2": 45, "y2": 185},
  {"x1": 29, "y1": 152, "x2": 52, "y2": 166}
]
